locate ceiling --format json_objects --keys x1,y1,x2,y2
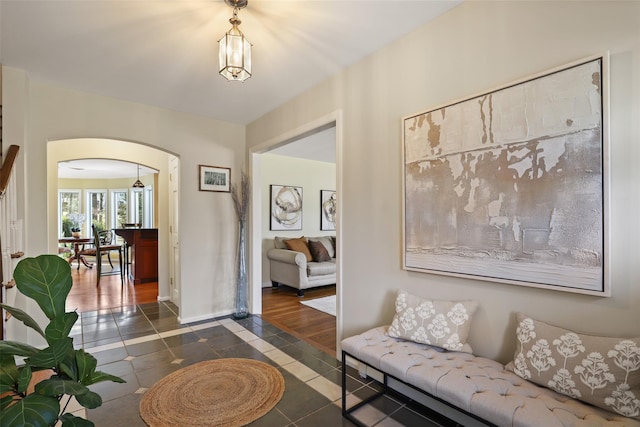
[
  {"x1": 1, "y1": 0, "x2": 461, "y2": 126},
  {"x1": 58, "y1": 159, "x2": 158, "y2": 180},
  {"x1": 268, "y1": 126, "x2": 336, "y2": 163}
]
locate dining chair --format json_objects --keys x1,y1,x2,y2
[{"x1": 86, "y1": 224, "x2": 124, "y2": 286}]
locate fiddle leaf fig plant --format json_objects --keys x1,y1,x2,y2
[{"x1": 0, "y1": 254, "x2": 125, "y2": 427}]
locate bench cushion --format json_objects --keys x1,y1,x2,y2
[{"x1": 342, "y1": 327, "x2": 640, "y2": 427}]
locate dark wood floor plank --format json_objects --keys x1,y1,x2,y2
[{"x1": 261, "y1": 285, "x2": 337, "y2": 356}]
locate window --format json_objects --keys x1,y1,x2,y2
[
  {"x1": 112, "y1": 190, "x2": 128, "y2": 228},
  {"x1": 59, "y1": 190, "x2": 81, "y2": 237},
  {"x1": 144, "y1": 186, "x2": 154, "y2": 228},
  {"x1": 131, "y1": 188, "x2": 144, "y2": 226},
  {"x1": 86, "y1": 190, "x2": 107, "y2": 233}
]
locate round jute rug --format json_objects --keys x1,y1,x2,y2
[{"x1": 139, "y1": 358, "x2": 285, "y2": 427}]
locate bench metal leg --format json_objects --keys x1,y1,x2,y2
[{"x1": 341, "y1": 351, "x2": 387, "y2": 426}]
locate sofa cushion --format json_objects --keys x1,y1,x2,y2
[
  {"x1": 387, "y1": 289, "x2": 477, "y2": 353},
  {"x1": 307, "y1": 259, "x2": 336, "y2": 276},
  {"x1": 308, "y1": 240, "x2": 331, "y2": 262},
  {"x1": 283, "y1": 237, "x2": 313, "y2": 262},
  {"x1": 506, "y1": 312, "x2": 640, "y2": 420}
]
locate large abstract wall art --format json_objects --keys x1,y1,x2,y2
[
  {"x1": 402, "y1": 56, "x2": 609, "y2": 295},
  {"x1": 270, "y1": 185, "x2": 303, "y2": 231}
]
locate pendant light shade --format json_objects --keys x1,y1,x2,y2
[
  {"x1": 218, "y1": 0, "x2": 252, "y2": 82},
  {"x1": 132, "y1": 164, "x2": 145, "y2": 188}
]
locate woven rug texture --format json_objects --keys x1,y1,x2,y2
[{"x1": 139, "y1": 358, "x2": 285, "y2": 427}]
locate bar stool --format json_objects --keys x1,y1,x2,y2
[{"x1": 121, "y1": 223, "x2": 141, "y2": 278}]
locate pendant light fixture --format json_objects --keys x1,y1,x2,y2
[
  {"x1": 132, "y1": 164, "x2": 145, "y2": 188},
  {"x1": 218, "y1": 0, "x2": 252, "y2": 82}
]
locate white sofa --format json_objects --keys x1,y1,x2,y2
[{"x1": 266, "y1": 236, "x2": 335, "y2": 296}]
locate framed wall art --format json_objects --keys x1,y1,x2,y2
[
  {"x1": 199, "y1": 165, "x2": 230, "y2": 192},
  {"x1": 320, "y1": 190, "x2": 336, "y2": 231},
  {"x1": 270, "y1": 185, "x2": 303, "y2": 231},
  {"x1": 402, "y1": 55, "x2": 609, "y2": 296}
]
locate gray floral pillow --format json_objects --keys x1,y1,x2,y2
[
  {"x1": 506, "y1": 312, "x2": 640, "y2": 420},
  {"x1": 387, "y1": 289, "x2": 477, "y2": 353}
]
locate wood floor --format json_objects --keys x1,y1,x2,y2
[
  {"x1": 261, "y1": 285, "x2": 337, "y2": 357},
  {"x1": 66, "y1": 264, "x2": 158, "y2": 313},
  {"x1": 65, "y1": 263, "x2": 337, "y2": 356}
]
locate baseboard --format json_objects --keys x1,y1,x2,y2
[
  {"x1": 178, "y1": 309, "x2": 234, "y2": 324},
  {"x1": 157, "y1": 296, "x2": 171, "y2": 302}
]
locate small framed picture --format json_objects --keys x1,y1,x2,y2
[
  {"x1": 320, "y1": 190, "x2": 336, "y2": 231},
  {"x1": 199, "y1": 165, "x2": 231, "y2": 192}
]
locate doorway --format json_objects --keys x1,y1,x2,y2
[
  {"x1": 47, "y1": 138, "x2": 180, "y2": 313},
  {"x1": 249, "y1": 112, "x2": 343, "y2": 357}
]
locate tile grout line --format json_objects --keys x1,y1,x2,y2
[
  {"x1": 84, "y1": 312, "x2": 361, "y2": 416},
  {"x1": 220, "y1": 320, "x2": 352, "y2": 405}
]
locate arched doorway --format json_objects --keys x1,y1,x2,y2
[{"x1": 47, "y1": 138, "x2": 181, "y2": 312}]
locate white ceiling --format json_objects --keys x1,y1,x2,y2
[
  {"x1": 268, "y1": 126, "x2": 336, "y2": 163},
  {"x1": 1, "y1": 0, "x2": 461, "y2": 126},
  {"x1": 58, "y1": 159, "x2": 158, "y2": 179}
]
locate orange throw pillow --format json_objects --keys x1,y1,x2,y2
[{"x1": 284, "y1": 237, "x2": 312, "y2": 262}]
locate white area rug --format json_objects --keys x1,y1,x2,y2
[{"x1": 300, "y1": 295, "x2": 336, "y2": 317}]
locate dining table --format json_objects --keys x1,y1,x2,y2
[{"x1": 58, "y1": 237, "x2": 94, "y2": 269}]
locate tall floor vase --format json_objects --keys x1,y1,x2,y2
[{"x1": 233, "y1": 219, "x2": 249, "y2": 319}]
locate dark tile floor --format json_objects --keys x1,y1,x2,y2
[{"x1": 69, "y1": 301, "x2": 455, "y2": 426}]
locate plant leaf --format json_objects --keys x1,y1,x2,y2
[
  {"x1": 85, "y1": 370, "x2": 126, "y2": 386},
  {"x1": 0, "y1": 352, "x2": 19, "y2": 392},
  {"x1": 74, "y1": 390, "x2": 102, "y2": 409},
  {"x1": 59, "y1": 360, "x2": 78, "y2": 382},
  {"x1": 0, "y1": 394, "x2": 60, "y2": 427},
  {"x1": 27, "y1": 338, "x2": 74, "y2": 370},
  {"x1": 16, "y1": 365, "x2": 32, "y2": 395},
  {"x1": 75, "y1": 350, "x2": 97, "y2": 384},
  {"x1": 0, "y1": 303, "x2": 46, "y2": 339},
  {"x1": 0, "y1": 340, "x2": 41, "y2": 358},
  {"x1": 45, "y1": 311, "x2": 79, "y2": 344},
  {"x1": 34, "y1": 378, "x2": 88, "y2": 398},
  {"x1": 0, "y1": 394, "x2": 16, "y2": 411},
  {"x1": 13, "y1": 255, "x2": 72, "y2": 321},
  {"x1": 60, "y1": 413, "x2": 95, "y2": 427}
]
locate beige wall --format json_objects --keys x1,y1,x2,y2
[
  {"x1": 247, "y1": 1, "x2": 640, "y2": 362},
  {"x1": 3, "y1": 72, "x2": 245, "y2": 340},
  {"x1": 260, "y1": 154, "x2": 336, "y2": 286}
]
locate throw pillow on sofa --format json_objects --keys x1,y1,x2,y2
[
  {"x1": 506, "y1": 312, "x2": 640, "y2": 420},
  {"x1": 308, "y1": 240, "x2": 331, "y2": 262},
  {"x1": 284, "y1": 237, "x2": 313, "y2": 262},
  {"x1": 308, "y1": 236, "x2": 335, "y2": 258},
  {"x1": 387, "y1": 289, "x2": 477, "y2": 353}
]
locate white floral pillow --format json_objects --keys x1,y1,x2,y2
[
  {"x1": 506, "y1": 312, "x2": 640, "y2": 420},
  {"x1": 387, "y1": 289, "x2": 477, "y2": 353}
]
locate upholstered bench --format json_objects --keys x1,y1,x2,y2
[{"x1": 341, "y1": 326, "x2": 640, "y2": 427}]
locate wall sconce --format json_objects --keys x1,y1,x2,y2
[{"x1": 218, "y1": 0, "x2": 252, "y2": 82}]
